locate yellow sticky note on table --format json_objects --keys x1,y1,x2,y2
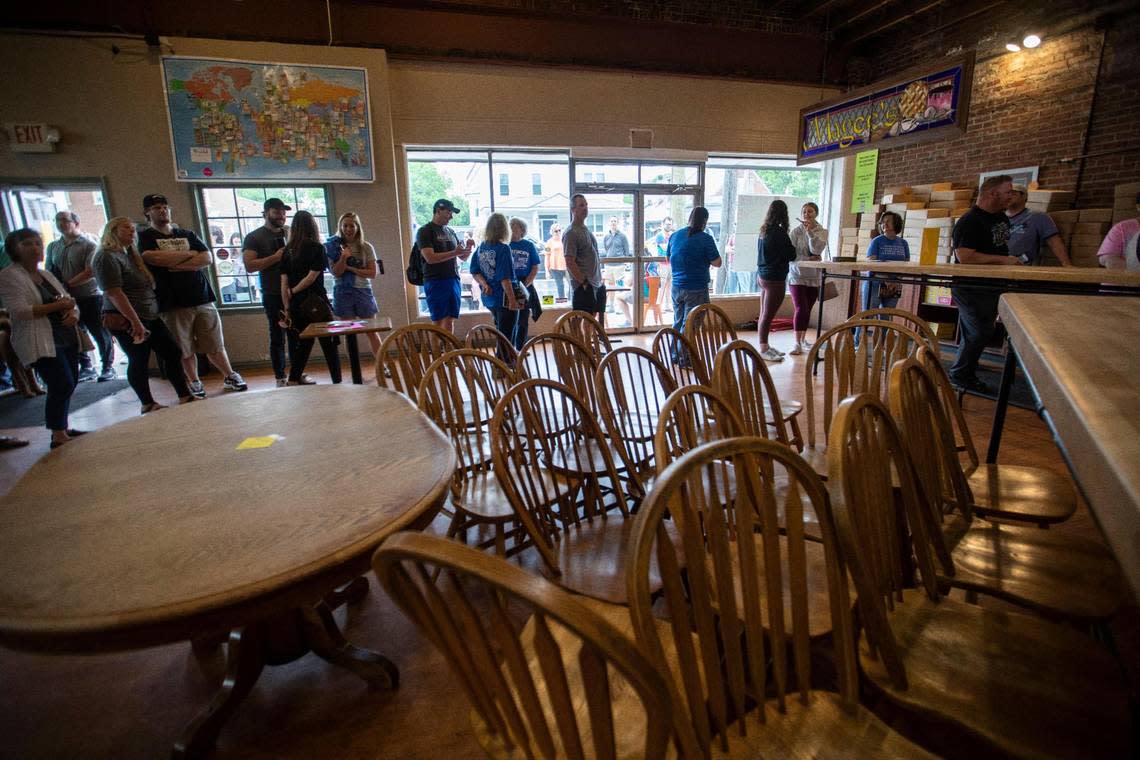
[{"x1": 236, "y1": 435, "x2": 282, "y2": 450}]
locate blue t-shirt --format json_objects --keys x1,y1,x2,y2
[
  {"x1": 1006, "y1": 208, "x2": 1059, "y2": 264},
  {"x1": 469, "y1": 241, "x2": 515, "y2": 309},
  {"x1": 668, "y1": 228, "x2": 720, "y2": 290},
  {"x1": 509, "y1": 239, "x2": 541, "y2": 281},
  {"x1": 866, "y1": 235, "x2": 910, "y2": 262}
]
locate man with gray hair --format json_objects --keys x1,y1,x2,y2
[
  {"x1": 562, "y1": 194, "x2": 606, "y2": 322},
  {"x1": 47, "y1": 210, "x2": 115, "y2": 382}
]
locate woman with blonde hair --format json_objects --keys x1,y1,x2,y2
[
  {"x1": 469, "y1": 213, "x2": 522, "y2": 362},
  {"x1": 92, "y1": 217, "x2": 193, "y2": 413},
  {"x1": 326, "y1": 211, "x2": 382, "y2": 358}
]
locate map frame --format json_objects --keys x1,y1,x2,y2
[{"x1": 161, "y1": 55, "x2": 375, "y2": 184}]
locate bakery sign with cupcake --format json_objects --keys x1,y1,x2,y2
[{"x1": 797, "y1": 52, "x2": 974, "y2": 165}]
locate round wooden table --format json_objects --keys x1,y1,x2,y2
[{"x1": 0, "y1": 385, "x2": 455, "y2": 757}]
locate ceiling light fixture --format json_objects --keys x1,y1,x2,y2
[
  {"x1": 1006, "y1": 43, "x2": 1021, "y2": 53},
  {"x1": 1023, "y1": 34, "x2": 1042, "y2": 48}
]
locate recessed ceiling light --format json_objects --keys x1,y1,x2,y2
[
  {"x1": 1023, "y1": 34, "x2": 1042, "y2": 48},
  {"x1": 1006, "y1": 43, "x2": 1022, "y2": 53}
]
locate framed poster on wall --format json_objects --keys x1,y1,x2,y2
[
  {"x1": 161, "y1": 56, "x2": 375, "y2": 183},
  {"x1": 797, "y1": 52, "x2": 974, "y2": 165},
  {"x1": 978, "y1": 166, "x2": 1039, "y2": 192}
]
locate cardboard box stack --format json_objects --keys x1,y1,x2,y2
[
  {"x1": 1068, "y1": 212, "x2": 1111, "y2": 267},
  {"x1": 1114, "y1": 181, "x2": 1140, "y2": 225},
  {"x1": 1026, "y1": 189, "x2": 1075, "y2": 213}
]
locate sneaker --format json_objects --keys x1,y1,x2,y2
[
  {"x1": 276, "y1": 378, "x2": 288, "y2": 388},
  {"x1": 77, "y1": 367, "x2": 98, "y2": 383},
  {"x1": 952, "y1": 375, "x2": 992, "y2": 395},
  {"x1": 296, "y1": 373, "x2": 317, "y2": 385},
  {"x1": 787, "y1": 343, "x2": 803, "y2": 355},
  {"x1": 97, "y1": 367, "x2": 117, "y2": 382},
  {"x1": 799, "y1": 339, "x2": 814, "y2": 352},
  {"x1": 223, "y1": 372, "x2": 248, "y2": 392},
  {"x1": 188, "y1": 380, "x2": 207, "y2": 399},
  {"x1": 759, "y1": 348, "x2": 785, "y2": 363}
]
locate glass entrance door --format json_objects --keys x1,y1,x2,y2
[{"x1": 638, "y1": 193, "x2": 695, "y2": 332}]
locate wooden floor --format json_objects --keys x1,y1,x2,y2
[{"x1": 1, "y1": 329, "x2": 1136, "y2": 758}]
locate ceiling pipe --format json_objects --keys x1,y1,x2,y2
[{"x1": 843, "y1": 0, "x2": 945, "y2": 45}]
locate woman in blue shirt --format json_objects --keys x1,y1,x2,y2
[
  {"x1": 667, "y1": 207, "x2": 721, "y2": 361},
  {"x1": 508, "y1": 217, "x2": 541, "y2": 350},
  {"x1": 470, "y1": 213, "x2": 522, "y2": 362},
  {"x1": 863, "y1": 211, "x2": 910, "y2": 311}
]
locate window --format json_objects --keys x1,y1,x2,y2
[
  {"x1": 705, "y1": 156, "x2": 824, "y2": 297},
  {"x1": 1, "y1": 183, "x2": 109, "y2": 245},
  {"x1": 406, "y1": 149, "x2": 571, "y2": 314},
  {"x1": 198, "y1": 186, "x2": 332, "y2": 307}
]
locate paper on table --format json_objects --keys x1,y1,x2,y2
[{"x1": 236, "y1": 434, "x2": 284, "y2": 450}]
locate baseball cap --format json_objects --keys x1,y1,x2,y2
[
  {"x1": 433, "y1": 198, "x2": 461, "y2": 214},
  {"x1": 142, "y1": 194, "x2": 169, "y2": 210},
  {"x1": 1010, "y1": 183, "x2": 1028, "y2": 194},
  {"x1": 264, "y1": 197, "x2": 292, "y2": 212}
]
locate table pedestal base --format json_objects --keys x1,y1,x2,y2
[{"x1": 173, "y1": 582, "x2": 396, "y2": 759}]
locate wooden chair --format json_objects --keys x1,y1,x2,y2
[
  {"x1": 491, "y1": 378, "x2": 640, "y2": 604},
  {"x1": 654, "y1": 385, "x2": 745, "y2": 472},
  {"x1": 594, "y1": 347, "x2": 676, "y2": 504},
  {"x1": 465, "y1": 323, "x2": 519, "y2": 367},
  {"x1": 802, "y1": 319, "x2": 927, "y2": 469},
  {"x1": 683, "y1": 302, "x2": 736, "y2": 378},
  {"x1": 828, "y1": 394, "x2": 1130, "y2": 759},
  {"x1": 915, "y1": 345, "x2": 1078, "y2": 526},
  {"x1": 624, "y1": 437, "x2": 935, "y2": 758},
  {"x1": 651, "y1": 326, "x2": 709, "y2": 387},
  {"x1": 846, "y1": 307, "x2": 940, "y2": 350},
  {"x1": 516, "y1": 332, "x2": 600, "y2": 417},
  {"x1": 888, "y1": 355, "x2": 1121, "y2": 624},
  {"x1": 555, "y1": 309, "x2": 611, "y2": 359},
  {"x1": 372, "y1": 533, "x2": 678, "y2": 759},
  {"x1": 713, "y1": 338, "x2": 804, "y2": 450},
  {"x1": 417, "y1": 349, "x2": 524, "y2": 556},
  {"x1": 377, "y1": 323, "x2": 462, "y2": 401}
]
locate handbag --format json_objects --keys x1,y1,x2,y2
[
  {"x1": 102, "y1": 311, "x2": 132, "y2": 333},
  {"x1": 296, "y1": 290, "x2": 334, "y2": 325},
  {"x1": 821, "y1": 281, "x2": 840, "y2": 302}
]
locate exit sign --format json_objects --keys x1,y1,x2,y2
[{"x1": 4, "y1": 123, "x2": 59, "y2": 153}]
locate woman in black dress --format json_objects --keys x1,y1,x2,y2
[{"x1": 280, "y1": 210, "x2": 342, "y2": 385}]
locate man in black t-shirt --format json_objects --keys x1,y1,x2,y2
[
  {"x1": 139, "y1": 194, "x2": 248, "y2": 398},
  {"x1": 415, "y1": 198, "x2": 473, "y2": 333},
  {"x1": 948, "y1": 175, "x2": 1022, "y2": 393},
  {"x1": 242, "y1": 197, "x2": 305, "y2": 385}
]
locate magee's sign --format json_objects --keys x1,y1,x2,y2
[{"x1": 797, "y1": 52, "x2": 974, "y2": 165}]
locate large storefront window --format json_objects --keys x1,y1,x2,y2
[
  {"x1": 1, "y1": 183, "x2": 109, "y2": 244},
  {"x1": 198, "y1": 186, "x2": 332, "y2": 307},
  {"x1": 407, "y1": 149, "x2": 571, "y2": 315},
  {"x1": 705, "y1": 156, "x2": 824, "y2": 296}
]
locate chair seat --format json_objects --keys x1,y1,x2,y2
[
  {"x1": 546, "y1": 440, "x2": 616, "y2": 477},
  {"x1": 859, "y1": 595, "x2": 1130, "y2": 759},
  {"x1": 455, "y1": 471, "x2": 520, "y2": 522},
  {"x1": 941, "y1": 517, "x2": 1122, "y2": 622},
  {"x1": 551, "y1": 516, "x2": 679, "y2": 605},
  {"x1": 557, "y1": 599, "x2": 931, "y2": 759},
  {"x1": 967, "y1": 464, "x2": 1077, "y2": 525},
  {"x1": 764, "y1": 399, "x2": 803, "y2": 420},
  {"x1": 712, "y1": 691, "x2": 935, "y2": 759}
]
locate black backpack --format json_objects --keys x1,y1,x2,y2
[{"x1": 405, "y1": 241, "x2": 425, "y2": 286}]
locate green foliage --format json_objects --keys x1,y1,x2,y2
[
  {"x1": 408, "y1": 162, "x2": 469, "y2": 226},
  {"x1": 756, "y1": 170, "x2": 821, "y2": 199}
]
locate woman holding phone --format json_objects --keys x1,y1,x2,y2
[{"x1": 787, "y1": 201, "x2": 829, "y2": 355}]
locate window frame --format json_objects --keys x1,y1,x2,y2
[{"x1": 193, "y1": 184, "x2": 336, "y2": 311}]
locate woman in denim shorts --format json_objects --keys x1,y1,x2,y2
[{"x1": 326, "y1": 212, "x2": 382, "y2": 361}]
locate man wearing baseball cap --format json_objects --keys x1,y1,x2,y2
[
  {"x1": 243, "y1": 197, "x2": 311, "y2": 385},
  {"x1": 1006, "y1": 184, "x2": 1071, "y2": 266},
  {"x1": 415, "y1": 198, "x2": 472, "y2": 332},
  {"x1": 138, "y1": 193, "x2": 248, "y2": 397}
]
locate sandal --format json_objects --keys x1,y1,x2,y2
[{"x1": 140, "y1": 402, "x2": 167, "y2": 414}]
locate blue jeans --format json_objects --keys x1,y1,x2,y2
[
  {"x1": 671, "y1": 286, "x2": 710, "y2": 363},
  {"x1": 31, "y1": 341, "x2": 79, "y2": 431},
  {"x1": 949, "y1": 285, "x2": 1001, "y2": 383}
]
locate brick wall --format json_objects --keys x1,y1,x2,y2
[{"x1": 864, "y1": 12, "x2": 1140, "y2": 208}]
